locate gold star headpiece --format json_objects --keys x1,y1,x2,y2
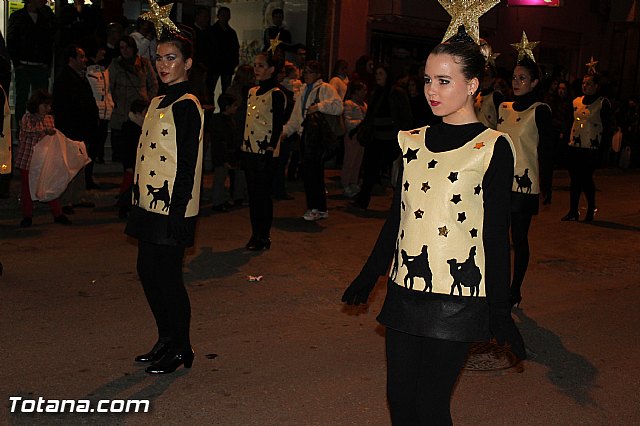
[
  {"x1": 438, "y1": 0, "x2": 501, "y2": 44},
  {"x1": 585, "y1": 56, "x2": 599, "y2": 74},
  {"x1": 140, "y1": 0, "x2": 180, "y2": 39},
  {"x1": 479, "y1": 38, "x2": 500, "y2": 68},
  {"x1": 267, "y1": 32, "x2": 283, "y2": 54},
  {"x1": 511, "y1": 31, "x2": 540, "y2": 63}
]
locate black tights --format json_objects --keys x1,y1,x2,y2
[
  {"x1": 137, "y1": 240, "x2": 190, "y2": 352},
  {"x1": 510, "y1": 212, "x2": 532, "y2": 298},
  {"x1": 386, "y1": 328, "x2": 471, "y2": 426},
  {"x1": 567, "y1": 148, "x2": 598, "y2": 214}
]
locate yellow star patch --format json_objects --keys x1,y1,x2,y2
[{"x1": 474, "y1": 142, "x2": 485, "y2": 150}]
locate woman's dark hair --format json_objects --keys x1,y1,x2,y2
[
  {"x1": 515, "y1": 57, "x2": 541, "y2": 83},
  {"x1": 158, "y1": 32, "x2": 194, "y2": 60},
  {"x1": 217, "y1": 93, "x2": 236, "y2": 111},
  {"x1": 26, "y1": 89, "x2": 52, "y2": 114},
  {"x1": 305, "y1": 60, "x2": 323, "y2": 75},
  {"x1": 346, "y1": 80, "x2": 366, "y2": 100},
  {"x1": 119, "y1": 35, "x2": 138, "y2": 55},
  {"x1": 430, "y1": 36, "x2": 485, "y2": 90},
  {"x1": 257, "y1": 51, "x2": 284, "y2": 76},
  {"x1": 129, "y1": 98, "x2": 149, "y2": 114},
  {"x1": 584, "y1": 72, "x2": 600, "y2": 85},
  {"x1": 332, "y1": 59, "x2": 348, "y2": 77},
  {"x1": 61, "y1": 44, "x2": 80, "y2": 63}
]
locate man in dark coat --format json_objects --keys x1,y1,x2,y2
[
  {"x1": 53, "y1": 45, "x2": 100, "y2": 203},
  {"x1": 209, "y1": 6, "x2": 239, "y2": 97},
  {"x1": 7, "y1": 0, "x2": 57, "y2": 123}
]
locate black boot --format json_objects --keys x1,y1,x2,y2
[
  {"x1": 134, "y1": 338, "x2": 171, "y2": 363},
  {"x1": 145, "y1": 347, "x2": 194, "y2": 374}
]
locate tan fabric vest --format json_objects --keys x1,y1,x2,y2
[
  {"x1": 569, "y1": 96, "x2": 604, "y2": 150},
  {"x1": 474, "y1": 92, "x2": 498, "y2": 130},
  {"x1": 134, "y1": 93, "x2": 204, "y2": 217},
  {"x1": 243, "y1": 86, "x2": 283, "y2": 157},
  {"x1": 390, "y1": 127, "x2": 513, "y2": 297},
  {"x1": 497, "y1": 101, "x2": 548, "y2": 194}
]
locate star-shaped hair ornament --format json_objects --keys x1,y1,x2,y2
[
  {"x1": 585, "y1": 56, "x2": 599, "y2": 75},
  {"x1": 438, "y1": 0, "x2": 501, "y2": 44},
  {"x1": 267, "y1": 32, "x2": 283, "y2": 54},
  {"x1": 479, "y1": 38, "x2": 500, "y2": 67},
  {"x1": 511, "y1": 31, "x2": 540, "y2": 63},
  {"x1": 140, "y1": 0, "x2": 180, "y2": 39}
]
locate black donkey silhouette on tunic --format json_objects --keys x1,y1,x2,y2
[
  {"x1": 448, "y1": 246, "x2": 482, "y2": 297},
  {"x1": 514, "y1": 168, "x2": 532, "y2": 193},
  {"x1": 401, "y1": 244, "x2": 433, "y2": 292},
  {"x1": 147, "y1": 179, "x2": 171, "y2": 211}
]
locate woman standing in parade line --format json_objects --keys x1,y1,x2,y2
[
  {"x1": 352, "y1": 64, "x2": 412, "y2": 210},
  {"x1": 340, "y1": 80, "x2": 368, "y2": 198},
  {"x1": 474, "y1": 40, "x2": 503, "y2": 130},
  {"x1": 282, "y1": 60, "x2": 343, "y2": 221},
  {"x1": 240, "y1": 51, "x2": 287, "y2": 250},
  {"x1": 125, "y1": 32, "x2": 204, "y2": 374},
  {"x1": 496, "y1": 57, "x2": 553, "y2": 308},
  {"x1": 562, "y1": 72, "x2": 612, "y2": 222},
  {"x1": 342, "y1": 27, "x2": 525, "y2": 425},
  {"x1": 108, "y1": 35, "x2": 158, "y2": 162}
]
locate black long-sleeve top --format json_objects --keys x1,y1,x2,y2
[
  {"x1": 125, "y1": 81, "x2": 202, "y2": 247},
  {"x1": 361, "y1": 122, "x2": 514, "y2": 341},
  {"x1": 510, "y1": 91, "x2": 554, "y2": 214}
]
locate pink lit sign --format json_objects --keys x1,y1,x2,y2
[{"x1": 508, "y1": 0, "x2": 561, "y2": 6}]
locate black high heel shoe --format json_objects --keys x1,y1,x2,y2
[
  {"x1": 145, "y1": 347, "x2": 194, "y2": 374},
  {"x1": 134, "y1": 339, "x2": 171, "y2": 363},
  {"x1": 584, "y1": 208, "x2": 597, "y2": 222},
  {"x1": 560, "y1": 212, "x2": 579, "y2": 222},
  {"x1": 510, "y1": 294, "x2": 522, "y2": 309},
  {"x1": 246, "y1": 237, "x2": 271, "y2": 251}
]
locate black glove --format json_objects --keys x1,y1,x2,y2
[
  {"x1": 342, "y1": 270, "x2": 379, "y2": 305},
  {"x1": 167, "y1": 214, "x2": 189, "y2": 244},
  {"x1": 490, "y1": 310, "x2": 526, "y2": 360}
]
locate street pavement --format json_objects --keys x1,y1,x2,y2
[{"x1": 1, "y1": 164, "x2": 640, "y2": 425}]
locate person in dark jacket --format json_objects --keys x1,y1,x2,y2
[
  {"x1": 209, "y1": 7, "x2": 239, "y2": 97},
  {"x1": 7, "y1": 0, "x2": 57, "y2": 123},
  {"x1": 342, "y1": 26, "x2": 525, "y2": 425},
  {"x1": 52, "y1": 44, "x2": 99, "y2": 208}
]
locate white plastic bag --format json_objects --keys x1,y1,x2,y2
[{"x1": 29, "y1": 130, "x2": 91, "y2": 201}]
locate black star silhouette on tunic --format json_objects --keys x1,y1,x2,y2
[
  {"x1": 160, "y1": 155, "x2": 167, "y2": 162},
  {"x1": 497, "y1": 117, "x2": 504, "y2": 125},
  {"x1": 410, "y1": 129, "x2": 420, "y2": 135},
  {"x1": 428, "y1": 159, "x2": 438, "y2": 169},
  {"x1": 145, "y1": 130, "x2": 149, "y2": 136},
  {"x1": 516, "y1": 117, "x2": 521, "y2": 122},
  {"x1": 457, "y1": 212, "x2": 466, "y2": 223},
  {"x1": 401, "y1": 230, "x2": 405, "y2": 239},
  {"x1": 139, "y1": 142, "x2": 142, "y2": 148},
  {"x1": 451, "y1": 194, "x2": 461, "y2": 204},
  {"x1": 149, "y1": 170, "x2": 156, "y2": 177},
  {"x1": 574, "y1": 106, "x2": 578, "y2": 111},
  {"x1": 404, "y1": 180, "x2": 410, "y2": 191},
  {"x1": 403, "y1": 147, "x2": 419, "y2": 163},
  {"x1": 162, "y1": 129, "x2": 168, "y2": 136},
  {"x1": 438, "y1": 226, "x2": 449, "y2": 237},
  {"x1": 150, "y1": 142, "x2": 157, "y2": 149},
  {"x1": 401, "y1": 201, "x2": 405, "y2": 211},
  {"x1": 140, "y1": 155, "x2": 145, "y2": 162},
  {"x1": 421, "y1": 182, "x2": 431, "y2": 193},
  {"x1": 448, "y1": 172, "x2": 458, "y2": 183},
  {"x1": 414, "y1": 209, "x2": 424, "y2": 219},
  {"x1": 469, "y1": 228, "x2": 478, "y2": 238},
  {"x1": 474, "y1": 184, "x2": 482, "y2": 195}
]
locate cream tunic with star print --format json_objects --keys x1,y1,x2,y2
[
  {"x1": 242, "y1": 86, "x2": 283, "y2": 156},
  {"x1": 498, "y1": 101, "x2": 548, "y2": 194},
  {"x1": 474, "y1": 92, "x2": 498, "y2": 130},
  {"x1": 569, "y1": 96, "x2": 605, "y2": 150},
  {"x1": 391, "y1": 126, "x2": 511, "y2": 297},
  {"x1": 134, "y1": 93, "x2": 204, "y2": 217}
]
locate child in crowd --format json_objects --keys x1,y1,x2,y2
[
  {"x1": 15, "y1": 90, "x2": 71, "y2": 227},
  {"x1": 210, "y1": 93, "x2": 240, "y2": 212},
  {"x1": 341, "y1": 80, "x2": 368, "y2": 198},
  {"x1": 118, "y1": 98, "x2": 149, "y2": 219}
]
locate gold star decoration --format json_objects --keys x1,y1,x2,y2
[
  {"x1": 585, "y1": 56, "x2": 599, "y2": 74},
  {"x1": 511, "y1": 31, "x2": 540, "y2": 63},
  {"x1": 487, "y1": 51, "x2": 500, "y2": 68},
  {"x1": 474, "y1": 141, "x2": 485, "y2": 149},
  {"x1": 438, "y1": 0, "x2": 501, "y2": 44},
  {"x1": 140, "y1": 0, "x2": 179, "y2": 39},
  {"x1": 267, "y1": 32, "x2": 283, "y2": 54}
]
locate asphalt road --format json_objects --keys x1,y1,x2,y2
[{"x1": 2, "y1": 166, "x2": 639, "y2": 425}]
